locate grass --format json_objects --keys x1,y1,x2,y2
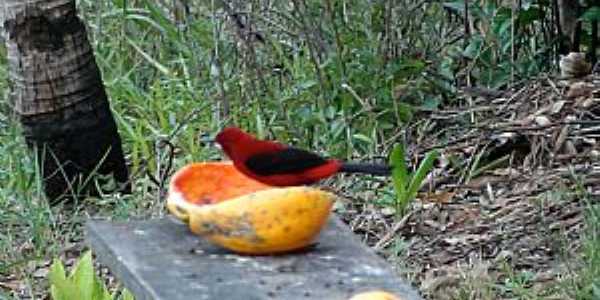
[
  {"x1": 568, "y1": 173, "x2": 600, "y2": 300},
  {"x1": 0, "y1": 0, "x2": 598, "y2": 299}
]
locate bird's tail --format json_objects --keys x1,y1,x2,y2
[{"x1": 339, "y1": 162, "x2": 392, "y2": 176}]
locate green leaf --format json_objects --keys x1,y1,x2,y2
[
  {"x1": 592, "y1": 283, "x2": 600, "y2": 298},
  {"x1": 352, "y1": 133, "x2": 372, "y2": 144},
  {"x1": 389, "y1": 143, "x2": 409, "y2": 202},
  {"x1": 582, "y1": 7, "x2": 600, "y2": 22},
  {"x1": 92, "y1": 275, "x2": 112, "y2": 300},
  {"x1": 50, "y1": 275, "x2": 80, "y2": 300},
  {"x1": 406, "y1": 150, "x2": 439, "y2": 203},
  {"x1": 463, "y1": 37, "x2": 483, "y2": 59},
  {"x1": 48, "y1": 259, "x2": 67, "y2": 286},
  {"x1": 71, "y1": 251, "x2": 95, "y2": 300},
  {"x1": 48, "y1": 260, "x2": 77, "y2": 300},
  {"x1": 396, "y1": 103, "x2": 414, "y2": 123},
  {"x1": 391, "y1": 58, "x2": 426, "y2": 81},
  {"x1": 122, "y1": 289, "x2": 136, "y2": 300},
  {"x1": 48, "y1": 251, "x2": 118, "y2": 300}
]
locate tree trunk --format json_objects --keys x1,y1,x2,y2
[
  {"x1": 1, "y1": 0, "x2": 130, "y2": 203},
  {"x1": 557, "y1": 0, "x2": 581, "y2": 53}
]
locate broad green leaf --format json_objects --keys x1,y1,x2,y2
[
  {"x1": 72, "y1": 251, "x2": 95, "y2": 300},
  {"x1": 48, "y1": 259, "x2": 67, "y2": 286},
  {"x1": 406, "y1": 150, "x2": 439, "y2": 203},
  {"x1": 389, "y1": 143, "x2": 408, "y2": 199},
  {"x1": 50, "y1": 276, "x2": 80, "y2": 300}
]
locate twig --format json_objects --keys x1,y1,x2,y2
[{"x1": 373, "y1": 211, "x2": 414, "y2": 251}]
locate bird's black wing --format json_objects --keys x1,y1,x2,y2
[{"x1": 245, "y1": 147, "x2": 328, "y2": 176}]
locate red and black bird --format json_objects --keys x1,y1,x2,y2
[{"x1": 215, "y1": 127, "x2": 391, "y2": 186}]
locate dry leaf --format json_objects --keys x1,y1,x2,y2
[
  {"x1": 564, "y1": 140, "x2": 577, "y2": 155},
  {"x1": 535, "y1": 115, "x2": 551, "y2": 126},
  {"x1": 551, "y1": 100, "x2": 566, "y2": 114},
  {"x1": 579, "y1": 97, "x2": 598, "y2": 108},
  {"x1": 421, "y1": 191, "x2": 456, "y2": 204},
  {"x1": 566, "y1": 82, "x2": 593, "y2": 99},
  {"x1": 491, "y1": 167, "x2": 520, "y2": 177},
  {"x1": 553, "y1": 125, "x2": 570, "y2": 153},
  {"x1": 466, "y1": 175, "x2": 506, "y2": 189}
]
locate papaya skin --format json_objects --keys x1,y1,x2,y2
[
  {"x1": 167, "y1": 162, "x2": 335, "y2": 255},
  {"x1": 348, "y1": 291, "x2": 403, "y2": 300}
]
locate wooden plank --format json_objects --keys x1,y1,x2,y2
[{"x1": 86, "y1": 217, "x2": 422, "y2": 300}]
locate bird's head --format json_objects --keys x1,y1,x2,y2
[{"x1": 215, "y1": 127, "x2": 253, "y2": 157}]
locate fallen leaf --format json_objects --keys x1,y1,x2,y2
[
  {"x1": 535, "y1": 115, "x2": 551, "y2": 126},
  {"x1": 551, "y1": 100, "x2": 566, "y2": 114},
  {"x1": 566, "y1": 82, "x2": 593, "y2": 99},
  {"x1": 421, "y1": 191, "x2": 456, "y2": 204}
]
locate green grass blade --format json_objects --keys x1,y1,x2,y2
[{"x1": 125, "y1": 37, "x2": 171, "y2": 76}]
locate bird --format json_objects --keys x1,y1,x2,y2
[{"x1": 215, "y1": 127, "x2": 392, "y2": 186}]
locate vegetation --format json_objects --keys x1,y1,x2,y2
[
  {"x1": 49, "y1": 251, "x2": 133, "y2": 300},
  {"x1": 389, "y1": 143, "x2": 438, "y2": 215},
  {"x1": 0, "y1": 0, "x2": 598, "y2": 299}
]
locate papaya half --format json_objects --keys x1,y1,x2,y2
[
  {"x1": 348, "y1": 290, "x2": 403, "y2": 300},
  {"x1": 167, "y1": 162, "x2": 335, "y2": 255}
]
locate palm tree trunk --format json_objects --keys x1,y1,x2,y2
[
  {"x1": 557, "y1": 0, "x2": 581, "y2": 53},
  {"x1": 1, "y1": 0, "x2": 130, "y2": 202}
]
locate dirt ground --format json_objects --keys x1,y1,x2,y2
[{"x1": 338, "y1": 73, "x2": 600, "y2": 299}]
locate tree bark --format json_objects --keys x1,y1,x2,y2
[
  {"x1": 1, "y1": 0, "x2": 130, "y2": 203},
  {"x1": 557, "y1": 0, "x2": 581, "y2": 53}
]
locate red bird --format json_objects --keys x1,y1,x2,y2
[{"x1": 215, "y1": 127, "x2": 391, "y2": 186}]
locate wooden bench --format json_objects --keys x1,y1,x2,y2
[{"x1": 86, "y1": 217, "x2": 422, "y2": 300}]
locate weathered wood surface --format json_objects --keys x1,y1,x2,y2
[{"x1": 86, "y1": 217, "x2": 422, "y2": 300}]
